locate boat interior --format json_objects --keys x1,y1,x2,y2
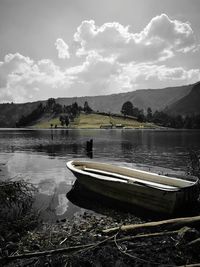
[{"x1": 69, "y1": 160, "x2": 197, "y2": 191}]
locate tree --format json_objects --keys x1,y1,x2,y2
[
  {"x1": 132, "y1": 107, "x2": 140, "y2": 117},
  {"x1": 59, "y1": 115, "x2": 65, "y2": 126},
  {"x1": 121, "y1": 101, "x2": 134, "y2": 116},
  {"x1": 146, "y1": 107, "x2": 153, "y2": 122},
  {"x1": 64, "y1": 115, "x2": 69, "y2": 127},
  {"x1": 137, "y1": 110, "x2": 145, "y2": 122},
  {"x1": 46, "y1": 98, "x2": 56, "y2": 110},
  {"x1": 83, "y1": 101, "x2": 93, "y2": 114},
  {"x1": 71, "y1": 102, "x2": 79, "y2": 117},
  {"x1": 16, "y1": 103, "x2": 45, "y2": 127},
  {"x1": 53, "y1": 103, "x2": 63, "y2": 114}
]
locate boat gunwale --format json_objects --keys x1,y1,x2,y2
[{"x1": 66, "y1": 160, "x2": 199, "y2": 192}]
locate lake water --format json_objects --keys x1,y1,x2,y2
[{"x1": 0, "y1": 129, "x2": 200, "y2": 221}]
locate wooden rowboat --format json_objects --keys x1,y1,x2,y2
[{"x1": 66, "y1": 160, "x2": 200, "y2": 214}]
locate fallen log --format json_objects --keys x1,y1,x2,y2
[{"x1": 103, "y1": 215, "x2": 200, "y2": 234}]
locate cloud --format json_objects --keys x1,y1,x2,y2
[
  {"x1": 60, "y1": 52, "x2": 200, "y2": 96},
  {"x1": 121, "y1": 63, "x2": 200, "y2": 89},
  {"x1": 0, "y1": 53, "x2": 72, "y2": 102},
  {"x1": 74, "y1": 52, "x2": 121, "y2": 95},
  {"x1": 0, "y1": 14, "x2": 200, "y2": 102},
  {"x1": 0, "y1": 50, "x2": 200, "y2": 102},
  {"x1": 55, "y1": 38, "x2": 70, "y2": 59},
  {"x1": 74, "y1": 14, "x2": 197, "y2": 63}
]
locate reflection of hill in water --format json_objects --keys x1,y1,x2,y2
[{"x1": 67, "y1": 180, "x2": 200, "y2": 221}]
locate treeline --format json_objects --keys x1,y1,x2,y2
[
  {"x1": 16, "y1": 98, "x2": 93, "y2": 127},
  {"x1": 151, "y1": 111, "x2": 200, "y2": 129},
  {"x1": 121, "y1": 101, "x2": 200, "y2": 129},
  {"x1": 16, "y1": 103, "x2": 45, "y2": 127},
  {"x1": 16, "y1": 98, "x2": 200, "y2": 129}
]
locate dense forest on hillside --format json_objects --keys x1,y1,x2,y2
[{"x1": 121, "y1": 101, "x2": 200, "y2": 129}]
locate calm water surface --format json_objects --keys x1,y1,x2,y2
[{"x1": 0, "y1": 129, "x2": 200, "y2": 221}]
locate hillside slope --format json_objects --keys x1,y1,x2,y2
[
  {"x1": 166, "y1": 82, "x2": 200, "y2": 115},
  {"x1": 0, "y1": 101, "x2": 43, "y2": 127},
  {"x1": 56, "y1": 84, "x2": 192, "y2": 114},
  {"x1": 32, "y1": 113, "x2": 156, "y2": 129}
]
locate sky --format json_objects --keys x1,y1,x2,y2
[{"x1": 0, "y1": 0, "x2": 200, "y2": 103}]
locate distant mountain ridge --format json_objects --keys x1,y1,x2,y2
[
  {"x1": 0, "y1": 82, "x2": 198, "y2": 127},
  {"x1": 56, "y1": 84, "x2": 192, "y2": 114}
]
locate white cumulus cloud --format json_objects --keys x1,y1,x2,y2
[
  {"x1": 55, "y1": 38, "x2": 70, "y2": 59},
  {"x1": 74, "y1": 14, "x2": 197, "y2": 63},
  {"x1": 0, "y1": 53, "x2": 72, "y2": 102},
  {"x1": 0, "y1": 14, "x2": 200, "y2": 103}
]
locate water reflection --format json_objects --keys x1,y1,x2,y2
[{"x1": 0, "y1": 129, "x2": 200, "y2": 221}]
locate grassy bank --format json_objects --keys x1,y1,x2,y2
[{"x1": 32, "y1": 113, "x2": 156, "y2": 129}]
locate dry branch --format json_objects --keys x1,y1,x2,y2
[
  {"x1": 0, "y1": 243, "x2": 94, "y2": 262},
  {"x1": 114, "y1": 229, "x2": 179, "y2": 243},
  {"x1": 103, "y1": 215, "x2": 200, "y2": 234}
]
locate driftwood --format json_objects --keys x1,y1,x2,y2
[
  {"x1": 114, "y1": 229, "x2": 179, "y2": 243},
  {"x1": 103, "y1": 215, "x2": 200, "y2": 234}
]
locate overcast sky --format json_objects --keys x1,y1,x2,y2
[{"x1": 0, "y1": 0, "x2": 200, "y2": 103}]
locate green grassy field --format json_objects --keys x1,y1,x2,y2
[{"x1": 32, "y1": 113, "x2": 156, "y2": 129}]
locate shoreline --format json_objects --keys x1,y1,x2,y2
[
  {"x1": 0, "y1": 126, "x2": 186, "y2": 130},
  {"x1": 1, "y1": 170, "x2": 200, "y2": 266},
  {"x1": 1, "y1": 203, "x2": 200, "y2": 266}
]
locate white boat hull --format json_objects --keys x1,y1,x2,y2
[{"x1": 67, "y1": 160, "x2": 199, "y2": 214}]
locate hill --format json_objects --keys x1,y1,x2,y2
[
  {"x1": 166, "y1": 82, "x2": 200, "y2": 116},
  {"x1": 0, "y1": 82, "x2": 197, "y2": 127},
  {"x1": 32, "y1": 113, "x2": 156, "y2": 129},
  {"x1": 0, "y1": 101, "x2": 44, "y2": 127},
  {"x1": 56, "y1": 84, "x2": 192, "y2": 114}
]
